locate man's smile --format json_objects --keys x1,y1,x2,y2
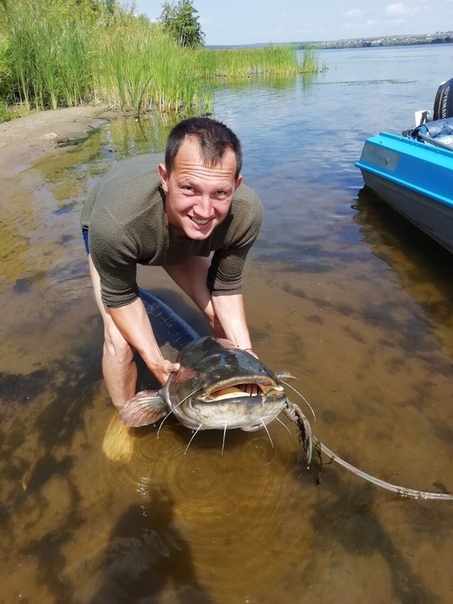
[{"x1": 190, "y1": 215, "x2": 214, "y2": 226}]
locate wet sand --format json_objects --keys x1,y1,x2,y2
[{"x1": 0, "y1": 105, "x2": 117, "y2": 176}]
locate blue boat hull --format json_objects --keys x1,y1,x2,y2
[{"x1": 356, "y1": 131, "x2": 453, "y2": 253}]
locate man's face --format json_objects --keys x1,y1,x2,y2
[{"x1": 158, "y1": 136, "x2": 242, "y2": 240}]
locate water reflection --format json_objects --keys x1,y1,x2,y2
[
  {"x1": 354, "y1": 186, "x2": 453, "y2": 339},
  {"x1": 2, "y1": 44, "x2": 453, "y2": 603}
]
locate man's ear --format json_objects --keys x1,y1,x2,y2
[
  {"x1": 158, "y1": 163, "x2": 168, "y2": 193},
  {"x1": 234, "y1": 175, "x2": 243, "y2": 191}
]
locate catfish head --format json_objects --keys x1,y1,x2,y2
[
  {"x1": 119, "y1": 336, "x2": 292, "y2": 432},
  {"x1": 163, "y1": 336, "x2": 289, "y2": 431}
]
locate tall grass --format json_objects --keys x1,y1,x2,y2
[
  {"x1": 300, "y1": 44, "x2": 321, "y2": 73},
  {"x1": 198, "y1": 45, "x2": 302, "y2": 78},
  {"x1": 0, "y1": 1, "x2": 323, "y2": 119},
  {"x1": 2, "y1": 0, "x2": 94, "y2": 110},
  {"x1": 94, "y1": 15, "x2": 211, "y2": 117}
]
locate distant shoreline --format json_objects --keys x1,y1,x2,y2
[
  {"x1": 207, "y1": 32, "x2": 453, "y2": 51},
  {"x1": 309, "y1": 31, "x2": 453, "y2": 50}
]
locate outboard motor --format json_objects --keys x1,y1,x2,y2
[{"x1": 433, "y1": 78, "x2": 453, "y2": 120}]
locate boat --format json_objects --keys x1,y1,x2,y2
[{"x1": 356, "y1": 78, "x2": 453, "y2": 254}]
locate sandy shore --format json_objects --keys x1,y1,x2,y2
[{"x1": 0, "y1": 105, "x2": 118, "y2": 176}]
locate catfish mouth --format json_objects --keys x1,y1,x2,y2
[{"x1": 201, "y1": 379, "x2": 284, "y2": 402}]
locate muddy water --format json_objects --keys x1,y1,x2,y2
[{"x1": 2, "y1": 46, "x2": 453, "y2": 603}]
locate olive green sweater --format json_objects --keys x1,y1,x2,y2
[{"x1": 81, "y1": 154, "x2": 263, "y2": 308}]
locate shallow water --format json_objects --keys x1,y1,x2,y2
[{"x1": 1, "y1": 45, "x2": 453, "y2": 603}]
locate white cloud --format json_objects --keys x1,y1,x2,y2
[
  {"x1": 386, "y1": 3, "x2": 411, "y2": 16},
  {"x1": 347, "y1": 8, "x2": 363, "y2": 18}
]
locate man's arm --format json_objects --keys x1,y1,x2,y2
[
  {"x1": 109, "y1": 298, "x2": 180, "y2": 385},
  {"x1": 211, "y1": 293, "x2": 253, "y2": 352}
]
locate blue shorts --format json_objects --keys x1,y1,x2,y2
[{"x1": 82, "y1": 228, "x2": 90, "y2": 254}]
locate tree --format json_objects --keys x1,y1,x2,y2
[{"x1": 159, "y1": 0, "x2": 204, "y2": 48}]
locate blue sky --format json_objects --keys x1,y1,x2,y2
[{"x1": 133, "y1": 0, "x2": 453, "y2": 45}]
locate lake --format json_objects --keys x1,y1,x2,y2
[{"x1": 1, "y1": 44, "x2": 453, "y2": 604}]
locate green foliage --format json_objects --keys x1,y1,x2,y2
[
  {"x1": 94, "y1": 14, "x2": 210, "y2": 116},
  {"x1": 0, "y1": 100, "x2": 25, "y2": 121},
  {"x1": 0, "y1": 0, "x2": 322, "y2": 118},
  {"x1": 159, "y1": 0, "x2": 204, "y2": 48},
  {"x1": 1, "y1": 0, "x2": 103, "y2": 109},
  {"x1": 300, "y1": 44, "x2": 322, "y2": 73},
  {"x1": 0, "y1": 100, "x2": 11, "y2": 121},
  {"x1": 197, "y1": 45, "x2": 302, "y2": 78}
]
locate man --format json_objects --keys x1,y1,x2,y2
[{"x1": 81, "y1": 117, "x2": 263, "y2": 411}]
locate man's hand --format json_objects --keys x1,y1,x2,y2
[
  {"x1": 151, "y1": 359, "x2": 181, "y2": 385},
  {"x1": 243, "y1": 347, "x2": 258, "y2": 359}
]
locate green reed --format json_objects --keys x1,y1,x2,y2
[
  {"x1": 94, "y1": 16, "x2": 212, "y2": 117},
  {"x1": 197, "y1": 44, "x2": 307, "y2": 79},
  {"x1": 2, "y1": 0, "x2": 95, "y2": 110},
  {"x1": 0, "y1": 1, "x2": 322, "y2": 118},
  {"x1": 300, "y1": 44, "x2": 323, "y2": 73},
  {"x1": 58, "y1": 25, "x2": 93, "y2": 107}
]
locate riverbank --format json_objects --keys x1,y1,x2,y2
[
  {"x1": 308, "y1": 31, "x2": 453, "y2": 49},
  {"x1": 0, "y1": 105, "x2": 117, "y2": 177}
]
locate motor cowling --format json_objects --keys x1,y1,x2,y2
[{"x1": 433, "y1": 77, "x2": 453, "y2": 120}]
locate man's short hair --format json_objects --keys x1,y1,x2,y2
[{"x1": 165, "y1": 117, "x2": 242, "y2": 178}]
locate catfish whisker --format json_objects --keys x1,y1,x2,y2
[
  {"x1": 184, "y1": 423, "x2": 203, "y2": 455},
  {"x1": 278, "y1": 379, "x2": 316, "y2": 421},
  {"x1": 175, "y1": 387, "x2": 204, "y2": 407},
  {"x1": 275, "y1": 415, "x2": 292, "y2": 435},
  {"x1": 261, "y1": 421, "x2": 274, "y2": 448},
  {"x1": 157, "y1": 387, "x2": 204, "y2": 438},
  {"x1": 221, "y1": 423, "x2": 227, "y2": 456},
  {"x1": 157, "y1": 405, "x2": 181, "y2": 438}
]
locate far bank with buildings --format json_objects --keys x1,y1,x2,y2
[{"x1": 308, "y1": 31, "x2": 453, "y2": 49}]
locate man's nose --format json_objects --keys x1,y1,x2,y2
[{"x1": 195, "y1": 194, "x2": 213, "y2": 216}]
